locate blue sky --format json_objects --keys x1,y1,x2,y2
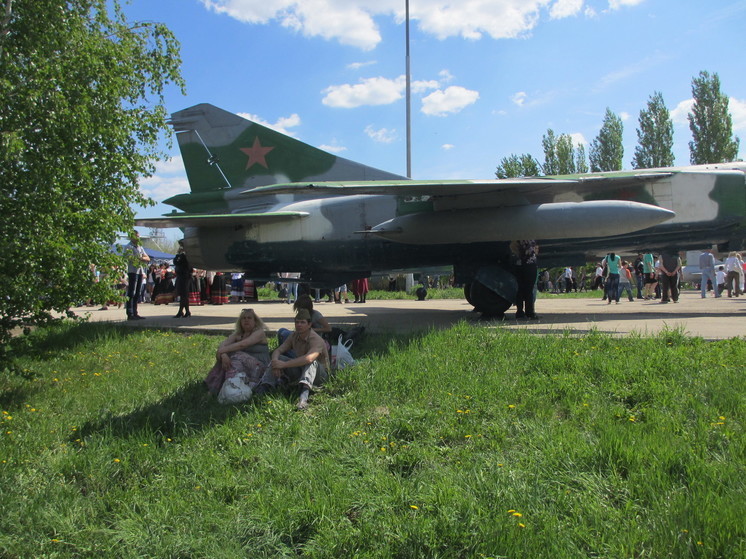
[{"x1": 128, "y1": 0, "x2": 746, "y2": 223}]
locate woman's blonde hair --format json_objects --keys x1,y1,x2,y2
[{"x1": 234, "y1": 308, "x2": 265, "y2": 335}]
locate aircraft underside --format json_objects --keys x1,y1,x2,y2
[{"x1": 184, "y1": 216, "x2": 746, "y2": 317}]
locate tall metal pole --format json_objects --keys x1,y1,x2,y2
[{"x1": 405, "y1": 0, "x2": 412, "y2": 178}]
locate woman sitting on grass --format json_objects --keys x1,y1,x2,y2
[{"x1": 205, "y1": 308, "x2": 270, "y2": 395}]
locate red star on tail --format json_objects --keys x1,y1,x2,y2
[{"x1": 240, "y1": 137, "x2": 274, "y2": 170}]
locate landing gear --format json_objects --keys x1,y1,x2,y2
[{"x1": 467, "y1": 280, "x2": 512, "y2": 317}]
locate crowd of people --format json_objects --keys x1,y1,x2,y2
[{"x1": 540, "y1": 249, "x2": 746, "y2": 304}]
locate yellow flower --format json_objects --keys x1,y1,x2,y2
[
  {"x1": 508, "y1": 404, "x2": 516, "y2": 409},
  {"x1": 410, "y1": 505, "x2": 419, "y2": 510},
  {"x1": 518, "y1": 523, "x2": 526, "y2": 528},
  {"x1": 512, "y1": 512, "x2": 523, "y2": 517},
  {"x1": 113, "y1": 458, "x2": 120, "y2": 463}
]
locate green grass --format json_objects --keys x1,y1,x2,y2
[
  {"x1": 1, "y1": 321, "x2": 744, "y2": 558},
  {"x1": 258, "y1": 286, "x2": 467, "y2": 301}
]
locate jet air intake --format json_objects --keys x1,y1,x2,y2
[{"x1": 368, "y1": 201, "x2": 675, "y2": 245}]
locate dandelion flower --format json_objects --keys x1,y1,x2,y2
[{"x1": 410, "y1": 505, "x2": 419, "y2": 510}]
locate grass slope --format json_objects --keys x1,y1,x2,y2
[{"x1": 1, "y1": 322, "x2": 744, "y2": 558}]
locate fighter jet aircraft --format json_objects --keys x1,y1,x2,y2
[{"x1": 136, "y1": 103, "x2": 746, "y2": 315}]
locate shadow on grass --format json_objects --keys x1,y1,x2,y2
[
  {"x1": 73, "y1": 329, "x2": 435, "y2": 442},
  {"x1": 9, "y1": 320, "x2": 141, "y2": 362},
  {"x1": 75, "y1": 379, "x2": 244, "y2": 442}
]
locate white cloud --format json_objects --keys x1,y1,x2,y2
[
  {"x1": 421, "y1": 86, "x2": 479, "y2": 116},
  {"x1": 322, "y1": 75, "x2": 441, "y2": 108},
  {"x1": 323, "y1": 76, "x2": 405, "y2": 108},
  {"x1": 200, "y1": 0, "x2": 626, "y2": 50},
  {"x1": 201, "y1": 0, "x2": 384, "y2": 50},
  {"x1": 139, "y1": 156, "x2": 190, "y2": 202},
  {"x1": 729, "y1": 98, "x2": 746, "y2": 132},
  {"x1": 669, "y1": 97, "x2": 746, "y2": 133},
  {"x1": 619, "y1": 111, "x2": 630, "y2": 122},
  {"x1": 442, "y1": 143, "x2": 455, "y2": 150},
  {"x1": 670, "y1": 98, "x2": 694, "y2": 126},
  {"x1": 549, "y1": 0, "x2": 584, "y2": 19},
  {"x1": 569, "y1": 132, "x2": 588, "y2": 146},
  {"x1": 608, "y1": 0, "x2": 645, "y2": 10},
  {"x1": 438, "y1": 69, "x2": 455, "y2": 83},
  {"x1": 364, "y1": 125, "x2": 397, "y2": 143},
  {"x1": 511, "y1": 91, "x2": 527, "y2": 106},
  {"x1": 319, "y1": 144, "x2": 348, "y2": 153},
  {"x1": 347, "y1": 60, "x2": 377, "y2": 70},
  {"x1": 237, "y1": 112, "x2": 301, "y2": 136},
  {"x1": 595, "y1": 53, "x2": 670, "y2": 91},
  {"x1": 411, "y1": 79, "x2": 441, "y2": 94}
]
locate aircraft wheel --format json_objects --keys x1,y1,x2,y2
[
  {"x1": 463, "y1": 283, "x2": 475, "y2": 306},
  {"x1": 469, "y1": 280, "x2": 512, "y2": 317}
]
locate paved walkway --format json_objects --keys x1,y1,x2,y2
[{"x1": 71, "y1": 290, "x2": 746, "y2": 341}]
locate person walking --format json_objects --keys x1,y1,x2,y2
[
  {"x1": 124, "y1": 232, "x2": 150, "y2": 320},
  {"x1": 698, "y1": 248, "x2": 719, "y2": 298},
  {"x1": 724, "y1": 251, "x2": 742, "y2": 297},
  {"x1": 173, "y1": 240, "x2": 192, "y2": 318}
]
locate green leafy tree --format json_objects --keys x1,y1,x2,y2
[
  {"x1": 0, "y1": 0, "x2": 184, "y2": 348},
  {"x1": 632, "y1": 91, "x2": 674, "y2": 169},
  {"x1": 542, "y1": 129, "x2": 557, "y2": 175},
  {"x1": 495, "y1": 153, "x2": 541, "y2": 178},
  {"x1": 688, "y1": 71, "x2": 740, "y2": 164},
  {"x1": 543, "y1": 129, "x2": 585, "y2": 175},
  {"x1": 589, "y1": 108, "x2": 624, "y2": 172},
  {"x1": 576, "y1": 143, "x2": 589, "y2": 174},
  {"x1": 555, "y1": 134, "x2": 576, "y2": 175}
]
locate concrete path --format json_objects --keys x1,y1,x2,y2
[{"x1": 71, "y1": 290, "x2": 746, "y2": 341}]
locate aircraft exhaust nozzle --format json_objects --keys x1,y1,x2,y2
[{"x1": 369, "y1": 201, "x2": 675, "y2": 245}]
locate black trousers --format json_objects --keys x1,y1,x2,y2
[
  {"x1": 126, "y1": 272, "x2": 143, "y2": 317},
  {"x1": 660, "y1": 272, "x2": 679, "y2": 302},
  {"x1": 515, "y1": 263, "x2": 537, "y2": 317},
  {"x1": 176, "y1": 276, "x2": 190, "y2": 313}
]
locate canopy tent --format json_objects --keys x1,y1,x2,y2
[
  {"x1": 110, "y1": 243, "x2": 174, "y2": 263},
  {"x1": 143, "y1": 247, "x2": 175, "y2": 261}
]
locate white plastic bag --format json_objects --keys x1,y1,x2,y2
[
  {"x1": 217, "y1": 372, "x2": 253, "y2": 404},
  {"x1": 331, "y1": 334, "x2": 356, "y2": 370}
]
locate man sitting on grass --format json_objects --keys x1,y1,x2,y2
[{"x1": 253, "y1": 309, "x2": 330, "y2": 410}]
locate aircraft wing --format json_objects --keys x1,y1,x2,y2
[
  {"x1": 242, "y1": 172, "x2": 674, "y2": 207},
  {"x1": 135, "y1": 211, "x2": 309, "y2": 229}
]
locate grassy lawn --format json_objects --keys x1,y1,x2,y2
[{"x1": 1, "y1": 321, "x2": 744, "y2": 558}]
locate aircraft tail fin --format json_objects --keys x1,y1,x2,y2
[{"x1": 170, "y1": 103, "x2": 404, "y2": 194}]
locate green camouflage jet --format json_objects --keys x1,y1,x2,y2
[{"x1": 136, "y1": 104, "x2": 746, "y2": 315}]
